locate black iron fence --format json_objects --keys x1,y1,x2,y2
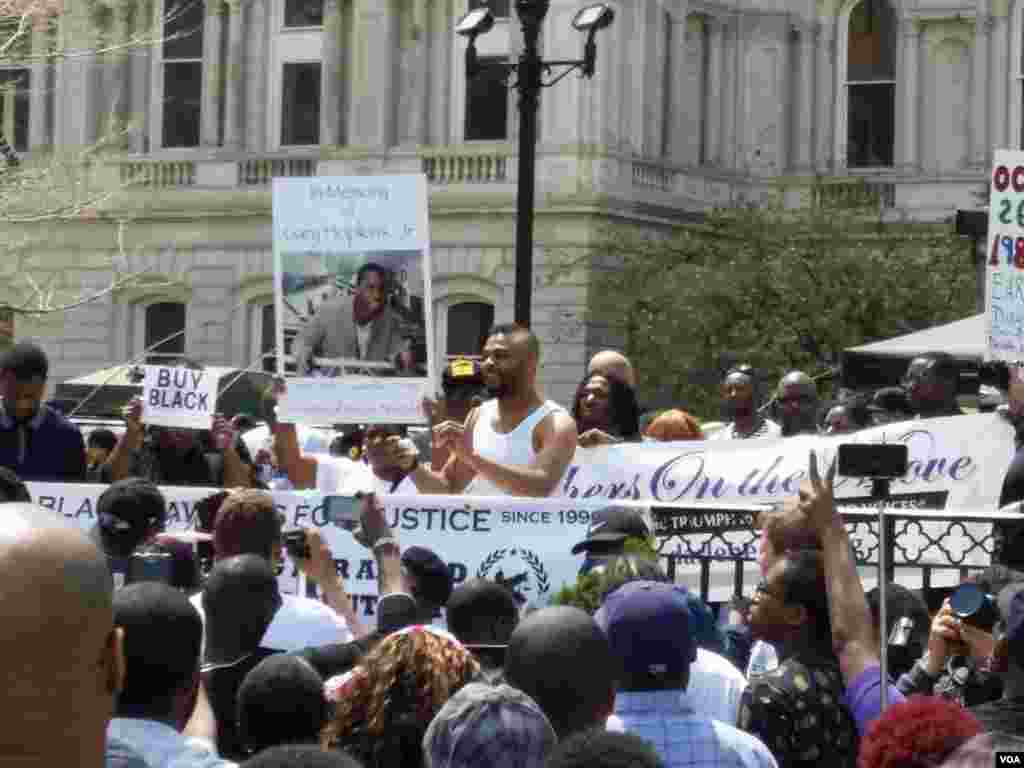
[{"x1": 654, "y1": 504, "x2": 1002, "y2": 604}]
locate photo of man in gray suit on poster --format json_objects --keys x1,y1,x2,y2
[{"x1": 291, "y1": 262, "x2": 421, "y2": 377}]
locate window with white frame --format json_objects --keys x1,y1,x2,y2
[
  {"x1": 143, "y1": 301, "x2": 187, "y2": 364},
  {"x1": 845, "y1": 0, "x2": 896, "y2": 167},
  {"x1": 161, "y1": 0, "x2": 204, "y2": 148},
  {"x1": 272, "y1": 0, "x2": 323, "y2": 147},
  {"x1": 447, "y1": 301, "x2": 494, "y2": 357},
  {"x1": 0, "y1": 67, "x2": 29, "y2": 152}
]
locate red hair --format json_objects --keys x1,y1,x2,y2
[
  {"x1": 644, "y1": 409, "x2": 704, "y2": 441},
  {"x1": 858, "y1": 696, "x2": 982, "y2": 768}
]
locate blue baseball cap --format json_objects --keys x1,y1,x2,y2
[{"x1": 594, "y1": 580, "x2": 695, "y2": 685}]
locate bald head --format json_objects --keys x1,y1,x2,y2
[
  {"x1": 588, "y1": 351, "x2": 636, "y2": 389},
  {"x1": 777, "y1": 371, "x2": 819, "y2": 436},
  {"x1": 0, "y1": 503, "x2": 120, "y2": 762},
  {"x1": 504, "y1": 606, "x2": 616, "y2": 739}
]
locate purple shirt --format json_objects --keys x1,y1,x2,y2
[{"x1": 843, "y1": 665, "x2": 905, "y2": 735}]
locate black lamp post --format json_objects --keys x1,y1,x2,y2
[{"x1": 457, "y1": 2, "x2": 614, "y2": 327}]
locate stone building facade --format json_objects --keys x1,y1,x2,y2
[{"x1": 1, "y1": 0, "x2": 1012, "y2": 406}]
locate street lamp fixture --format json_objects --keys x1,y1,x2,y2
[
  {"x1": 457, "y1": 1, "x2": 615, "y2": 326},
  {"x1": 455, "y1": 8, "x2": 495, "y2": 37}
]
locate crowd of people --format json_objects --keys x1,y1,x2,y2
[{"x1": 1, "y1": 326, "x2": 1024, "y2": 768}]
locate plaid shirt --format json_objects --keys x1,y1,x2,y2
[
  {"x1": 423, "y1": 682, "x2": 556, "y2": 768},
  {"x1": 608, "y1": 689, "x2": 778, "y2": 768}
]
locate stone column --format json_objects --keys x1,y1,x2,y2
[
  {"x1": 814, "y1": 19, "x2": 835, "y2": 172},
  {"x1": 793, "y1": 21, "x2": 815, "y2": 172},
  {"x1": 244, "y1": 0, "x2": 267, "y2": 151},
  {"x1": 348, "y1": 0, "x2": 396, "y2": 148},
  {"x1": 990, "y1": 11, "x2": 1009, "y2": 151},
  {"x1": 703, "y1": 16, "x2": 723, "y2": 165},
  {"x1": 129, "y1": 0, "x2": 151, "y2": 153},
  {"x1": 200, "y1": 0, "x2": 224, "y2": 146},
  {"x1": 320, "y1": 0, "x2": 343, "y2": 146},
  {"x1": 899, "y1": 17, "x2": 921, "y2": 172},
  {"x1": 28, "y1": 26, "x2": 50, "y2": 149},
  {"x1": 968, "y1": 13, "x2": 992, "y2": 168},
  {"x1": 222, "y1": 0, "x2": 245, "y2": 148},
  {"x1": 665, "y1": 8, "x2": 691, "y2": 164},
  {"x1": 428, "y1": 0, "x2": 450, "y2": 144},
  {"x1": 721, "y1": 17, "x2": 741, "y2": 170},
  {"x1": 103, "y1": 0, "x2": 133, "y2": 144}
]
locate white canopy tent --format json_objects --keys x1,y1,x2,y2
[
  {"x1": 847, "y1": 314, "x2": 984, "y2": 360},
  {"x1": 841, "y1": 314, "x2": 984, "y2": 391}
]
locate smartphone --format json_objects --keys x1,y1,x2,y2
[
  {"x1": 324, "y1": 494, "x2": 361, "y2": 531},
  {"x1": 127, "y1": 551, "x2": 174, "y2": 585},
  {"x1": 837, "y1": 444, "x2": 908, "y2": 479},
  {"x1": 283, "y1": 530, "x2": 310, "y2": 560}
]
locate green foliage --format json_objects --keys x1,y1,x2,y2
[
  {"x1": 551, "y1": 546, "x2": 661, "y2": 615},
  {"x1": 586, "y1": 184, "x2": 978, "y2": 418}
]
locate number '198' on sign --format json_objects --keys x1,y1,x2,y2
[{"x1": 989, "y1": 235, "x2": 1024, "y2": 268}]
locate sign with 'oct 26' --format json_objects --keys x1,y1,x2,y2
[{"x1": 141, "y1": 365, "x2": 220, "y2": 430}]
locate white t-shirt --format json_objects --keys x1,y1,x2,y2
[
  {"x1": 315, "y1": 456, "x2": 362, "y2": 493},
  {"x1": 319, "y1": 457, "x2": 417, "y2": 496},
  {"x1": 191, "y1": 592, "x2": 353, "y2": 652}
]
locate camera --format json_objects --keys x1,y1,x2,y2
[
  {"x1": 837, "y1": 444, "x2": 909, "y2": 480},
  {"x1": 950, "y1": 583, "x2": 998, "y2": 631},
  {"x1": 283, "y1": 529, "x2": 310, "y2": 560},
  {"x1": 324, "y1": 494, "x2": 361, "y2": 531},
  {"x1": 126, "y1": 549, "x2": 174, "y2": 585},
  {"x1": 886, "y1": 616, "x2": 922, "y2": 677}
]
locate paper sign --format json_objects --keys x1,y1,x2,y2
[
  {"x1": 273, "y1": 175, "x2": 435, "y2": 426},
  {"x1": 141, "y1": 365, "x2": 219, "y2": 430},
  {"x1": 986, "y1": 150, "x2": 1024, "y2": 360}
]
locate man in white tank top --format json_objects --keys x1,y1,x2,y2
[{"x1": 393, "y1": 323, "x2": 578, "y2": 497}]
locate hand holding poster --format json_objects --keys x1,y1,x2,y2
[
  {"x1": 986, "y1": 150, "x2": 1024, "y2": 360},
  {"x1": 273, "y1": 175, "x2": 434, "y2": 425},
  {"x1": 141, "y1": 365, "x2": 219, "y2": 430}
]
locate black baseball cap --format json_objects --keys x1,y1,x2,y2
[
  {"x1": 96, "y1": 478, "x2": 166, "y2": 536},
  {"x1": 571, "y1": 506, "x2": 651, "y2": 555},
  {"x1": 401, "y1": 546, "x2": 454, "y2": 607}
]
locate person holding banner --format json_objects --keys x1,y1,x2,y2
[
  {"x1": 398, "y1": 324, "x2": 578, "y2": 498},
  {"x1": 710, "y1": 365, "x2": 781, "y2": 442},
  {"x1": 97, "y1": 395, "x2": 253, "y2": 489}
]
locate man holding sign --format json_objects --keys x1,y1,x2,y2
[{"x1": 95, "y1": 360, "x2": 253, "y2": 488}]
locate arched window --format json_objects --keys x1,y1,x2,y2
[
  {"x1": 845, "y1": 0, "x2": 896, "y2": 167},
  {"x1": 144, "y1": 302, "x2": 186, "y2": 364},
  {"x1": 446, "y1": 301, "x2": 494, "y2": 358}
]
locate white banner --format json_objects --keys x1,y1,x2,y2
[
  {"x1": 564, "y1": 414, "x2": 1012, "y2": 512},
  {"x1": 21, "y1": 413, "x2": 1016, "y2": 611},
  {"x1": 141, "y1": 365, "x2": 219, "y2": 430}
]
